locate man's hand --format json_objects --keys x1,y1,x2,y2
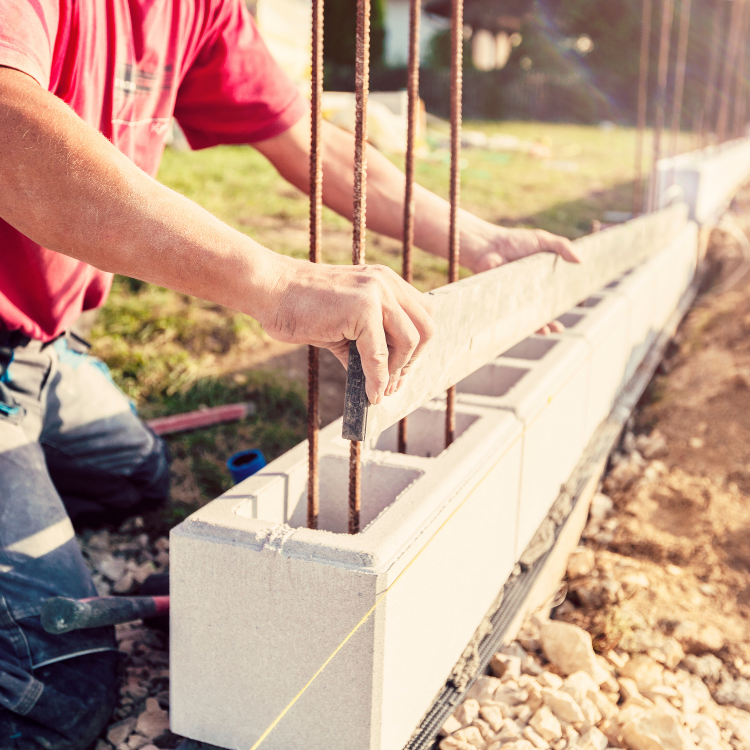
[
  {"x1": 262, "y1": 259, "x2": 434, "y2": 404},
  {"x1": 461, "y1": 224, "x2": 581, "y2": 274}
]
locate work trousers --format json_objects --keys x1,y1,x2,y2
[{"x1": 0, "y1": 330, "x2": 170, "y2": 718}]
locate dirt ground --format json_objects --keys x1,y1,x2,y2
[{"x1": 555, "y1": 184, "x2": 750, "y2": 677}]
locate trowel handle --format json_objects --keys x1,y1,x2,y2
[
  {"x1": 41, "y1": 595, "x2": 169, "y2": 634},
  {"x1": 342, "y1": 340, "x2": 370, "y2": 441}
]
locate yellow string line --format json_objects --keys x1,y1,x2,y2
[{"x1": 248, "y1": 356, "x2": 584, "y2": 750}]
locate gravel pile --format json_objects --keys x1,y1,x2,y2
[
  {"x1": 74, "y1": 520, "x2": 177, "y2": 750},
  {"x1": 440, "y1": 423, "x2": 750, "y2": 750},
  {"x1": 440, "y1": 612, "x2": 750, "y2": 750}
]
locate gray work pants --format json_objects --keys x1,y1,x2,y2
[{"x1": 0, "y1": 331, "x2": 170, "y2": 718}]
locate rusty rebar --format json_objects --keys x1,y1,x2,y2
[
  {"x1": 648, "y1": 0, "x2": 674, "y2": 211},
  {"x1": 446, "y1": 0, "x2": 463, "y2": 449},
  {"x1": 717, "y1": 0, "x2": 745, "y2": 142},
  {"x1": 737, "y1": 10, "x2": 750, "y2": 136},
  {"x1": 732, "y1": 1, "x2": 750, "y2": 137},
  {"x1": 633, "y1": 0, "x2": 652, "y2": 217},
  {"x1": 307, "y1": 0, "x2": 324, "y2": 530},
  {"x1": 349, "y1": 0, "x2": 371, "y2": 535},
  {"x1": 701, "y1": 0, "x2": 724, "y2": 146},
  {"x1": 669, "y1": 0, "x2": 692, "y2": 163},
  {"x1": 398, "y1": 0, "x2": 422, "y2": 455}
]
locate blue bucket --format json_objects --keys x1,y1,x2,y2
[{"x1": 227, "y1": 449, "x2": 267, "y2": 484}]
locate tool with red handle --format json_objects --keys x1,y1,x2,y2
[{"x1": 41, "y1": 595, "x2": 170, "y2": 634}]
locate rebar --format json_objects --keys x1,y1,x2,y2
[
  {"x1": 648, "y1": 0, "x2": 674, "y2": 211},
  {"x1": 732, "y1": 0, "x2": 750, "y2": 137},
  {"x1": 737, "y1": 10, "x2": 750, "y2": 136},
  {"x1": 717, "y1": 0, "x2": 745, "y2": 142},
  {"x1": 349, "y1": 0, "x2": 371, "y2": 535},
  {"x1": 633, "y1": 0, "x2": 652, "y2": 217},
  {"x1": 398, "y1": 0, "x2": 422, "y2": 456},
  {"x1": 307, "y1": 0, "x2": 324, "y2": 530},
  {"x1": 446, "y1": 0, "x2": 463, "y2": 448},
  {"x1": 701, "y1": 0, "x2": 724, "y2": 146},
  {"x1": 669, "y1": 0, "x2": 692, "y2": 163}
]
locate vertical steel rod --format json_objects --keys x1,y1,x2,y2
[
  {"x1": 701, "y1": 0, "x2": 724, "y2": 146},
  {"x1": 307, "y1": 0, "x2": 324, "y2": 530},
  {"x1": 445, "y1": 0, "x2": 463, "y2": 449},
  {"x1": 633, "y1": 0, "x2": 653, "y2": 216},
  {"x1": 669, "y1": 0, "x2": 692, "y2": 163},
  {"x1": 349, "y1": 0, "x2": 371, "y2": 535},
  {"x1": 737, "y1": 10, "x2": 750, "y2": 136},
  {"x1": 717, "y1": 0, "x2": 745, "y2": 142},
  {"x1": 398, "y1": 0, "x2": 422, "y2": 455},
  {"x1": 648, "y1": 0, "x2": 674, "y2": 211},
  {"x1": 732, "y1": 1, "x2": 749, "y2": 136}
]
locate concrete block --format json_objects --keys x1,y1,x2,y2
[
  {"x1": 653, "y1": 138, "x2": 750, "y2": 222},
  {"x1": 555, "y1": 293, "x2": 632, "y2": 439},
  {"x1": 456, "y1": 335, "x2": 591, "y2": 554},
  {"x1": 170, "y1": 400, "x2": 523, "y2": 750},
  {"x1": 650, "y1": 222, "x2": 698, "y2": 331}
]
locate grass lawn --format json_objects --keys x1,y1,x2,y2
[{"x1": 89, "y1": 120, "x2": 690, "y2": 518}]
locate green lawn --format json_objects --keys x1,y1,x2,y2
[{"x1": 89, "y1": 120, "x2": 686, "y2": 515}]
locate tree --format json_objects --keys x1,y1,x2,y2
[{"x1": 323, "y1": 0, "x2": 386, "y2": 67}]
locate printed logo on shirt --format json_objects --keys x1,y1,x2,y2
[{"x1": 114, "y1": 63, "x2": 174, "y2": 97}]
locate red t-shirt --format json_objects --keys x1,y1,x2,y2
[{"x1": 0, "y1": 0, "x2": 307, "y2": 341}]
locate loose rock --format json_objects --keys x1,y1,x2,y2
[
  {"x1": 454, "y1": 699, "x2": 481, "y2": 728},
  {"x1": 541, "y1": 621, "x2": 609, "y2": 684},
  {"x1": 107, "y1": 718, "x2": 136, "y2": 747},
  {"x1": 673, "y1": 622, "x2": 725, "y2": 655},
  {"x1": 682, "y1": 655, "x2": 724, "y2": 683},
  {"x1": 578, "y1": 727, "x2": 608, "y2": 750},
  {"x1": 529, "y1": 706, "x2": 563, "y2": 742},
  {"x1": 567, "y1": 547, "x2": 596, "y2": 579},
  {"x1": 542, "y1": 688, "x2": 585, "y2": 723},
  {"x1": 620, "y1": 655, "x2": 664, "y2": 693},
  {"x1": 714, "y1": 678, "x2": 750, "y2": 713},
  {"x1": 622, "y1": 710, "x2": 695, "y2": 750}
]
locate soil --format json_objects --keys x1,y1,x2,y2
[{"x1": 555, "y1": 183, "x2": 750, "y2": 676}]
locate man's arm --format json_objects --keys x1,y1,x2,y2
[
  {"x1": 0, "y1": 66, "x2": 434, "y2": 404},
  {"x1": 253, "y1": 113, "x2": 581, "y2": 274}
]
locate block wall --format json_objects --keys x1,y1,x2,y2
[{"x1": 170, "y1": 220, "x2": 698, "y2": 750}]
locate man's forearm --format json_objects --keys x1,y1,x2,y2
[
  {"x1": 255, "y1": 114, "x2": 576, "y2": 274},
  {"x1": 255, "y1": 115, "x2": 491, "y2": 270},
  {"x1": 0, "y1": 67, "x2": 287, "y2": 324}
]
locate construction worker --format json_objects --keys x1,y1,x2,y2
[{"x1": 0, "y1": 0, "x2": 578, "y2": 746}]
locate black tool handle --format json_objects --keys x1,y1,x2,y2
[
  {"x1": 342, "y1": 340, "x2": 370, "y2": 441},
  {"x1": 41, "y1": 595, "x2": 169, "y2": 634}
]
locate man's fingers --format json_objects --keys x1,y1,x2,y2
[
  {"x1": 535, "y1": 230, "x2": 581, "y2": 264},
  {"x1": 354, "y1": 319, "x2": 391, "y2": 405}
]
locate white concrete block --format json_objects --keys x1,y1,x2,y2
[
  {"x1": 456, "y1": 335, "x2": 591, "y2": 554},
  {"x1": 170, "y1": 400, "x2": 523, "y2": 750},
  {"x1": 651, "y1": 222, "x2": 698, "y2": 331},
  {"x1": 653, "y1": 138, "x2": 750, "y2": 222},
  {"x1": 555, "y1": 293, "x2": 631, "y2": 440},
  {"x1": 607, "y1": 261, "x2": 660, "y2": 385}
]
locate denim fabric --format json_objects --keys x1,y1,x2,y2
[{"x1": 0, "y1": 333, "x2": 170, "y2": 717}]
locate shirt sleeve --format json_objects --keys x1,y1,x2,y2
[
  {"x1": 174, "y1": 0, "x2": 309, "y2": 149},
  {"x1": 0, "y1": 0, "x2": 59, "y2": 89}
]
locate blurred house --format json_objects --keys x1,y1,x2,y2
[
  {"x1": 383, "y1": 0, "x2": 450, "y2": 66},
  {"x1": 422, "y1": 0, "x2": 532, "y2": 70}
]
